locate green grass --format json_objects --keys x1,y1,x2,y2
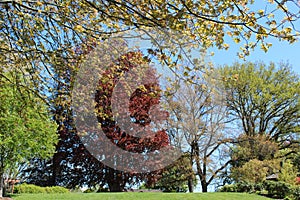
[{"x1": 12, "y1": 192, "x2": 271, "y2": 200}]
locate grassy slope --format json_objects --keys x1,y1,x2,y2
[{"x1": 12, "y1": 192, "x2": 271, "y2": 200}]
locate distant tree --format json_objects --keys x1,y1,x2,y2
[
  {"x1": 220, "y1": 62, "x2": 300, "y2": 149},
  {"x1": 165, "y1": 67, "x2": 231, "y2": 192},
  {"x1": 220, "y1": 62, "x2": 300, "y2": 184},
  {"x1": 0, "y1": 70, "x2": 58, "y2": 197}
]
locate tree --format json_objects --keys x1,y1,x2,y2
[
  {"x1": 95, "y1": 51, "x2": 171, "y2": 191},
  {"x1": 23, "y1": 40, "x2": 171, "y2": 192},
  {"x1": 220, "y1": 62, "x2": 300, "y2": 184},
  {"x1": 231, "y1": 134, "x2": 280, "y2": 167},
  {"x1": 69, "y1": 49, "x2": 174, "y2": 191},
  {"x1": 27, "y1": 40, "x2": 109, "y2": 189},
  {"x1": 0, "y1": 70, "x2": 58, "y2": 197},
  {"x1": 278, "y1": 160, "x2": 298, "y2": 185},
  {"x1": 220, "y1": 62, "x2": 300, "y2": 149},
  {"x1": 164, "y1": 67, "x2": 231, "y2": 192}
]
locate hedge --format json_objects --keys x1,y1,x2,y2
[
  {"x1": 219, "y1": 181, "x2": 300, "y2": 200},
  {"x1": 14, "y1": 183, "x2": 69, "y2": 194}
]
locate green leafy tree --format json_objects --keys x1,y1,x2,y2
[
  {"x1": 220, "y1": 62, "x2": 300, "y2": 148},
  {"x1": 220, "y1": 62, "x2": 300, "y2": 184},
  {"x1": 0, "y1": 70, "x2": 58, "y2": 197}
]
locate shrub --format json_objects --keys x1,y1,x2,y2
[
  {"x1": 14, "y1": 183, "x2": 69, "y2": 194},
  {"x1": 279, "y1": 160, "x2": 298, "y2": 185},
  {"x1": 14, "y1": 184, "x2": 45, "y2": 194},
  {"x1": 219, "y1": 182, "x2": 256, "y2": 193},
  {"x1": 45, "y1": 186, "x2": 69, "y2": 193},
  {"x1": 253, "y1": 182, "x2": 264, "y2": 192},
  {"x1": 219, "y1": 184, "x2": 237, "y2": 192},
  {"x1": 263, "y1": 181, "x2": 291, "y2": 199},
  {"x1": 236, "y1": 182, "x2": 254, "y2": 193},
  {"x1": 219, "y1": 181, "x2": 294, "y2": 199},
  {"x1": 287, "y1": 186, "x2": 300, "y2": 200}
]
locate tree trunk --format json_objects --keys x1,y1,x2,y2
[
  {"x1": 50, "y1": 136, "x2": 64, "y2": 186},
  {"x1": 108, "y1": 182, "x2": 123, "y2": 192},
  {"x1": 188, "y1": 178, "x2": 194, "y2": 193},
  {"x1": 201, "y1": 180, "x2": 208, "y2": 192},
  {"x1": 0, "y1": 172, "x2": 4, "y2": 198},
  {"x1": 188, "y1": 144, "x2": 195, "y2": 193}
]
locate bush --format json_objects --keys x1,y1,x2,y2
[
  {"x1": 253, "y1": 183, "x2": 263, "y2": 192},
  {"x1": 14, "y1": 183, "x2": 69, "y2": 194},
  {"x1": 263, "y1": 181, "x2": 291, "y2": 199},
  {"x1": 236, "y1": 182, "x2": 254, "y2": 193},
  {"x1": 219, "y1": 181, "x2": 295, "y2": 199},
  {"x1": 219, "y1": 184, "x2": 237, "y2": 192},
  {"x1": 14, "y1": 184, "x2": 45, "y2": 194},
  {"x1": 219, "y1": 182, "x2": 255, "y2": 193},
  {"x1": 45, "y1": 186, "x2": 69, "y2": 193},
  {"x1": 287, "y1": 186, "x2": 300, "y2": 200}
]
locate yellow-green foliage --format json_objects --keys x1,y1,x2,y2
[
  {"x1": 278, "y1": 160, "x2": 298, "y2": 186},
  {"x1": 231, "y1": 159, "x2": 280, "y2": 183},
  {"x1": 14, "y1": 184, "x2": 69, "y2": 194}
]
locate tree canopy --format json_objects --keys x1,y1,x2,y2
[
  {"x1": 220, "y1": 62, "x2": 300, "y2": 145},
  {"x1": 1, "y1": 0, "x2": 300, "y2": 86},
  {"x1": 219, "y1": 62, "x2": 300, "y2": 187},
  {"x1": 0, "y1": 70, "x2": 58, "y2": 197}
]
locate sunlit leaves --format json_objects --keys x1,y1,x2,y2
[
  {"x1": 1, "y1": 0, "x2": 300, "y2": 82},
  {"x1": 220, "y1": 62, "x2": 300, "y2": 145},
  {"x1": 0, "y1": 70, "x2": 58, "y2": 180}
]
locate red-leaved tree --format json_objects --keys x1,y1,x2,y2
[{"x1": 93, "y1": 51, "x2": 171, "y2": 191}]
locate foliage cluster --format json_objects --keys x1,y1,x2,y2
[
  {"x1": 14, "y1": 183, "x2": 69, "y2": 194},
  {"x1": 219, "y1": 181, "x2": 300, "y2": 200}
]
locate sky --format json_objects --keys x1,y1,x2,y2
[
  {"x1": 208, "y1": 0, "x2": 300, "y2": 75},
  {"x1": 211, "y1": 38, "x2": 300, "y2": 75}
]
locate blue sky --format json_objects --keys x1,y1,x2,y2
[
  {"x1": 211, "y1": 38, "x2": 300, "y2": 75},
  {"x1": 209, "y1": 0, "x2": 300, "y2": 75}
]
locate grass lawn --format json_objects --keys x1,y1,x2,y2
[{"x1": 12, "y1": 192, "x2": 271, "y2": 200}]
